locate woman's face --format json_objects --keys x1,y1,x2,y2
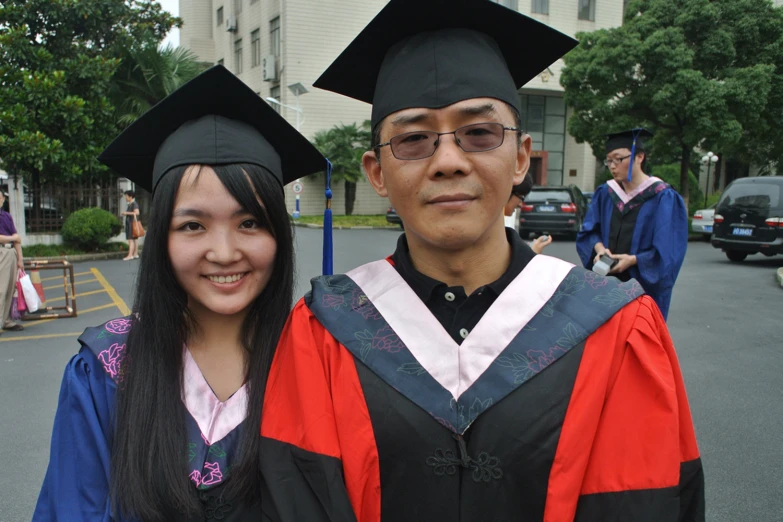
[{"x1": 168, "y1": 166, "x2": 277, "y2": 318}]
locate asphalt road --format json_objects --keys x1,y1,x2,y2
[{"x1": 2, "y1": 228, "x2": 781, "y2": 521}]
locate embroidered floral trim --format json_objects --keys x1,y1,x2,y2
[
  {"x1": 104, "y1": 318, "x2": 132, "y2": 335},
  {"x1": 96, "y1": 342, "x2": 126, "y2": 382},
  {"x1": 189, "y1": 461, "x2": 224, "y2": 488}
]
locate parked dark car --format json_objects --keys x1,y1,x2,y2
[
  {"x1": 519, "y1": 185, "x2": 588, "y2": 238},
  {"x1": 386, "y1": 207, "x2": 403, "y2": 228},
  {"x1": 711, "y1": 176, "x2": 783, "y2": 261}
]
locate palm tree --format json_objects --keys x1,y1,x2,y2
[
  {"x1": 312, "y1": 121, "x2": 371, "y2": 215},
  {"x1": 111, "y1": 44, "x2": 207, "y2": 126}
]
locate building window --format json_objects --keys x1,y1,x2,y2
[
  {"x1": 217, "y1": 58, "x2": 224, "y2": 66},
  {"x1": 492, "y1": 0, "x2": 518, "y2": 8},
  {"x1": 270, "y1": 17, "x2": 281, "y2": 59},
  {"x1": 251, "y1": 0, "x2": 259, "y2": 4},
  {"x1": 234, "y1": 39, "x2": 243, "y2": 74},
  {"x1": 578, "y1": 0, "x2": 595, "y2": 21},
  {"x1": 519, "y1": 94, "x2": 567, "y2": 185},
  {"x1": 216, "y1": 6, "x2": 223, "y2": 26},
  {"x1": 234, "y1": 0, "x2": 242, "y2": 15},
  {"x1": 251, "y1": 29, "x2": 261, "y2": 67},
  {"x1": 532, "y1": 0, "x2": 549, "y2": 15},
  {"x1": 270, "y1": 85, "x2": 281, "y2": 113}
]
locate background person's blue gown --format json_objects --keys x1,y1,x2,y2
[{"x1": 576, "y1": 182, "x2": 688, "y2": 319}]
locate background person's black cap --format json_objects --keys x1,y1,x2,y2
[
  {"x1": 98, "y1": 65, "x2": 327, "y2": 193},
  {"x1": 313, "y1": 0, "x2": 578, "y2": 128},
  {"x1": 510, "y1": 172, "x2": 534, "y2": 199},
  {"x1": 605, "y1": 128, "x2": 654, "y2": 155}
]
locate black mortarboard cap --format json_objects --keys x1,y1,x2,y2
[
  {"x1": 605, "y1": 128, "x2": 654, "y2": 155},
  {"x1": 99, "y1": 65, "x2": 326, "y2": 193},
  {"x1": 314, "y1": 0, "x2": 577, "y2": 128},
  {"x1": 511, "y1": 172, "x2": 534, "y2": 198}
]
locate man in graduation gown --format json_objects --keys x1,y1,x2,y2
[
  {"x1": 576, "y1": 129, "x2": 689, "y2": 320},
  {"x1": 259, "y1": 1, "x2": 704, "y2": 521}
]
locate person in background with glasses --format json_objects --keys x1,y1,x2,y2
[
  {"x1": 576, "y1": 129, "x2": 688, "y2": 320},
  {"x1": 504, "y1": 173, "x2": 553, "y2": 253},
  {"x1": 259, "y1": 2, "x2": 703, "y2": 522}
]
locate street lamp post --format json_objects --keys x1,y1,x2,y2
[
  {"x1": 264, "y1": 82, "x2": 309, "y2": 131},
  {"x1": 265, "y1": 97, "x2": 304, "y2": 130},
  {"x1": 700, "y1": 151, "x2": 719, "y2": 207}
]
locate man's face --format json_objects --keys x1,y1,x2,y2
[
  {"x1": 606, "y1": 148, "x2": 643, "y2": 183},
  {"x1": 362, "y1": 98, "x2": 530, "y2": 251}
]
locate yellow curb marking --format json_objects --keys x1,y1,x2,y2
[
  {"x1": 0, "y1": 332, "x2": 83, "y2": 342},
  {"x1": 43, "y1": 278, "x2": 97, "y2": 291},
  {"x1": 46, "y1": 289, "x2": 108, "y2": 304},
  {"x1": 3, "y1": 303, "x2": 118, "y2": 341},
  {"x1": 91, "y1": 268, "x2": 131, "y2": 316},
  {"x1": 39, "y1": 271, "x2": 91, "y2": 282}
]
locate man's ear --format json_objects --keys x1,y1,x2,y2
[
  {"x1": 363, "y1": 150, "x2": 388, "y2": 197},
  {"x1": 513, "y1": 134, "x2": 532, "y2": 186}
]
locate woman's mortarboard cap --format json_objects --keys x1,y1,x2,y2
[
  {"x1": 98, "y1": 65, "x2": 326, "y2": 193},
  {"x1": 313, "y1": 0, "x2": 578, "y2": 128}
]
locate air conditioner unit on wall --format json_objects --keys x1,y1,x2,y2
[
  {"x1": 262, "y1": 55, "x2": 277, "y2": 81},
  {"x1": 225, "y1": 16, "x2": 237, "y2": 32}
]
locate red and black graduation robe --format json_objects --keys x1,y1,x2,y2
[{"x1": 259, "y1": 254, "x2": 704, "y2": 522}]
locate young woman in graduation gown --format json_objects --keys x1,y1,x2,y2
[{"x1": 32, "y1": 66, "x2": 326, "y2": 521}]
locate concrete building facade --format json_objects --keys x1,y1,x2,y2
[{"x1": 179, "y1": 0, "x2": 626, "y2": 215}]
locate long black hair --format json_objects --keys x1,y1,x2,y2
[{"x1": 110, "y1": 164, "x2": 294, "y2": 520}]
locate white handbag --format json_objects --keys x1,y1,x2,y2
[{"x1": 18, "y1": 270, "x2": 42, "y2": 313}]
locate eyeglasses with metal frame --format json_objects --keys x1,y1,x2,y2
[{"x1": 374, "y1": 122, "x2": 521, "y2": 161}]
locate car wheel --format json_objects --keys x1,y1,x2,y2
[
  {"x1": 725, "y1": 250, "x2": 747, "y2": 262},
  {"x1": 703, "y1": 234, "x2": 711, "y2": 241}
]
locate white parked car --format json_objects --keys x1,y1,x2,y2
[{"x1": 692, "y1": 202, "x2": 716, "y2": 239}]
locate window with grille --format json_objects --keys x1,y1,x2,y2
[
  {"x1": 234, "y1": 39, "x2": 243, "y2": 74},
  {"x1": 251, "y1": 29, "x2": 261, "y2": 67},
  {"x1": 532, "y1": 0, "x2": 549, "y2": 15},
  {"x1": 578, "y1": 0, "x2": 595, "y2": 21}
]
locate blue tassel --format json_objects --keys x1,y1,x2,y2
[
  {"x1": 626, "y1": 128, "x2": 642, "y2": 183},
  {"x1": 323, "y1": 159, "x2": 334, "y2": 275}
]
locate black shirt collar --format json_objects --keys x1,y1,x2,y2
[{"x1": 390, "y1": 228, "x2": 536, "y2": 302}]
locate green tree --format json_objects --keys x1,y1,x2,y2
[
  {"x1": 112, "y1": 44, "x2": 207, "y2": 126},
  {"x1": 312, "y1": 121, "x2": 371, "y2": 215},
  {"x1": 0, "y1": 0, "x2": 179, "y2": 188},
  {"x1": 561, "y1": 0, "x2": 782, "y2": 208}
]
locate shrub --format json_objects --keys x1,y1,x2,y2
[{"x1": 61, "y1": 208, "x2": 122, "y2": 251}]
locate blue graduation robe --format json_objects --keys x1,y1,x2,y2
[
  {"x1": 576, "y1": 179, "x2": 688, "y2": 319},
  {"x1": 33, "y1": 318, "x2": 259, "y2": 521}
]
